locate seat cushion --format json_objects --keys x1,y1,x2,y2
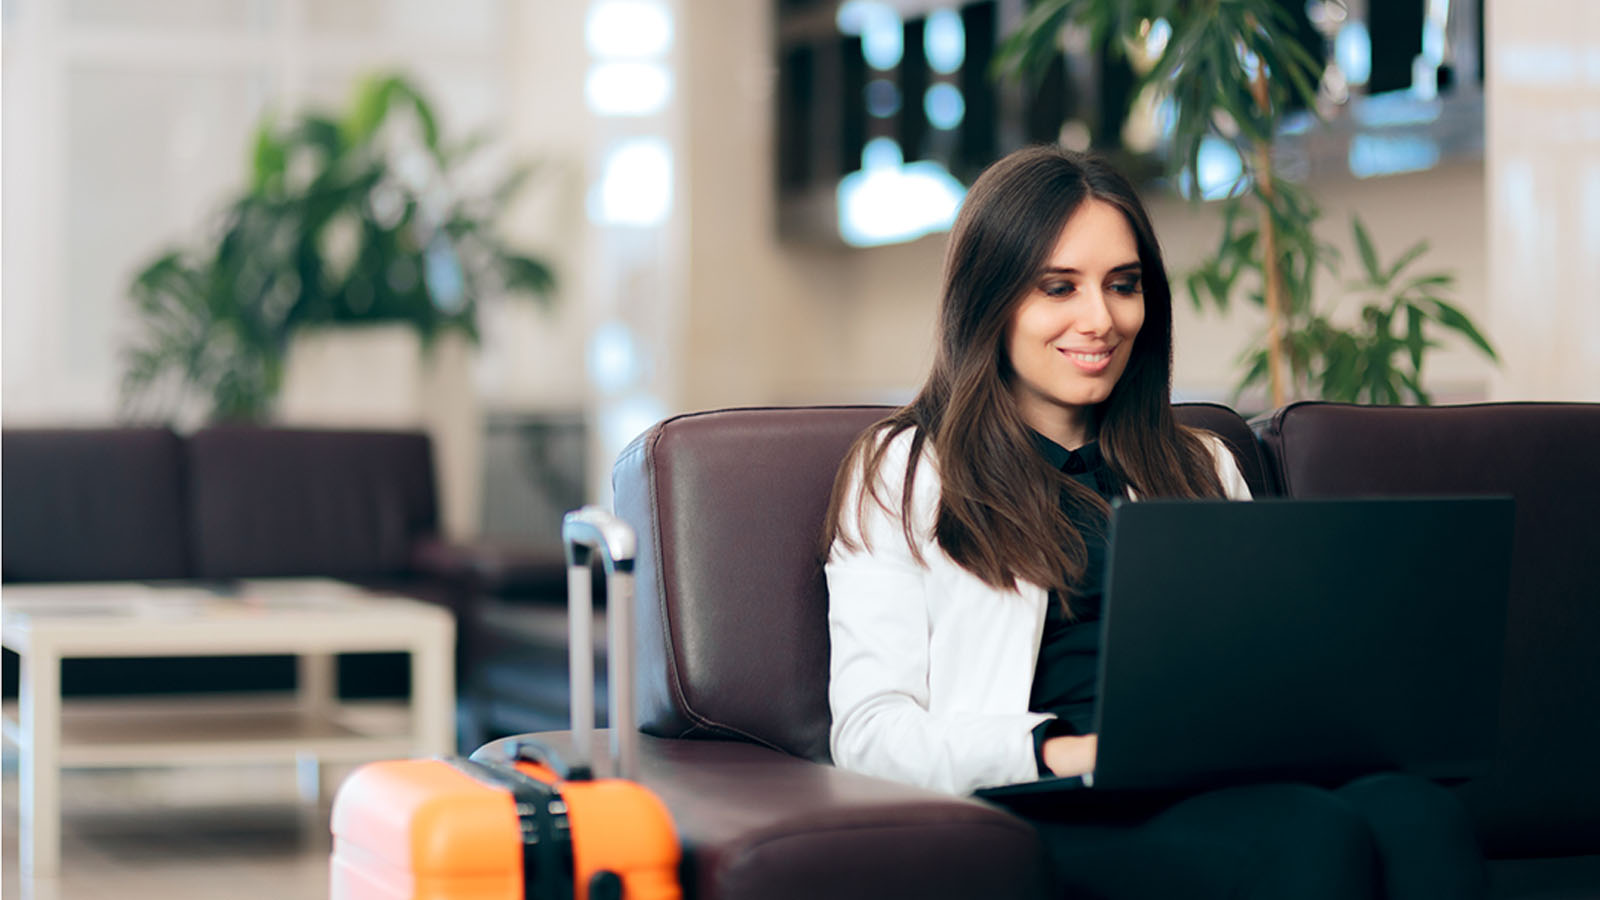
[{"x1": 474, "y1": 732, "x2": 1045, "y2": 900}]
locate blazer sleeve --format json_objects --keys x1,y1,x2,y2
[
  {"x1": 1204, "y1": 433, "x2": 1254, "y2": 501},
  {"x1": 825, "y1": 432, "x2": 1050, "y2": 795}
]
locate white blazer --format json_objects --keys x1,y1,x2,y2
[{"x1": 825, "y1": 426, "x2": 1253, "y2": 796}]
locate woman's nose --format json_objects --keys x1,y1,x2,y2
[{"x1": 1075, "y1": 288, "x2": 1114, "y2": 335}]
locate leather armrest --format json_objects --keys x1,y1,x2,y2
[{"x1": 474, "y1": 732, "x2": 1045, "y2": 900}]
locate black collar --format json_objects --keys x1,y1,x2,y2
[{"x1": 1029, "y1": 430, "x2": 1104, "y2": 475}]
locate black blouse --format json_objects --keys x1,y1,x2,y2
[{"x1": 1027, "y1": 432, "x2": 1122, "y2": 769}]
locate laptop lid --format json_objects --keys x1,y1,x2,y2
[{"x1": 1083, "y1": 496, "x2": 1513, "y2": 793}]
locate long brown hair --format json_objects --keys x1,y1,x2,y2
[{"x1": 823, "y1": 145, "x2": 1226, "y2": 603}]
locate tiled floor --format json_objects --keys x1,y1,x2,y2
[{"x1": 2, "y1": 761, "x2": 351, "y2": 900}]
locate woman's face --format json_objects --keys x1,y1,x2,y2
[{"x1": 1003, "y1": 198, "x2": 1145, "y2": 447}]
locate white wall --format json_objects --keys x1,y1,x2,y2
[
  {"x1": 475, "y1": 0, "x2": 592, "y2": 415},
  {"x1": 1484, "y1": 0, "x2": 1600, "y2": 402}
]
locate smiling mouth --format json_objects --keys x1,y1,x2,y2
[{"x1": 1061, "y1": 349, "x2": 1113, "y2": 363}]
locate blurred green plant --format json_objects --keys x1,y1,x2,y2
[
  {"x1": 995, "y1": 0, "x2": 1496, "y2": 407},
  {"x1": 123, "y1": 74, "x2": 556, "y2": 421},
  {"x1": 1188, "y1": 207, "x2": 1496, "y2": 404}
]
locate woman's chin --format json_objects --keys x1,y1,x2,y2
[{"x1": 1052, "y1": 387, "x2": 1113, "y2": 410}]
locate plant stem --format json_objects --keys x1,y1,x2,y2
[{"x1": 1248, "y1": 63, "x2": 1288, "y2": 408}]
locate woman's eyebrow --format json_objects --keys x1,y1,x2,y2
[{"x1": 1041, "y1": 261, "x2": 1143, "y2": 275}]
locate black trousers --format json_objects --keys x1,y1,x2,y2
[{"x1": 1026, "y1": 774, "x2": 1485, "y2": 900}]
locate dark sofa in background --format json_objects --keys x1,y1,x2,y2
[
  {"x1": 478, "y1": 400, "x2": 1600, "y2": 900},
  {"x1": 0, "y1": 425, "x2": 526, "y2": 711}
]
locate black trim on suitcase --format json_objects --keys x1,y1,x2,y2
[
  {"x1": 504, "y1": 735, "x2": 592, "y2": 783},
  {"x1": 447, "y1": 757, "x2": 574, "y2": 900}
]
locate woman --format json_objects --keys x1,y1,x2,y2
[{"x1": 822, "y1": 145, "x2": 1483, "y2": 899}]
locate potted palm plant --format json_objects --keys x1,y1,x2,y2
[{"x1": 122, "y1": 73, "x2": 556, "y2": 422}]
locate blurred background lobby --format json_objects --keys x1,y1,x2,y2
[{"x1": 2, "y1": 0, "x2": 1598, "y2": 897}]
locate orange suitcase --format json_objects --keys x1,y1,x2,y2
[{"x1": 330, "y1": 507, "x2": 682, "y2": 900}]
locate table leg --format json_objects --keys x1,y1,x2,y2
[
  {"x1": 411, "y1": 625, "x2": 456, "y2": 757},
  {"x1": 297, "y1": 652, "x2": 335, "y2": 718},
  {"x1": 19, "y1": 644, "x2": 61, "y2": 876},
  {"x1": 294, "y1": 750, "x2": 323, "y2": 805},
  {"x1": 294, "y1": 652, "x2": 335, "y2": 802}
]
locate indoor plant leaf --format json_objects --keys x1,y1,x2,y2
[
  {"x1": 1424, "y1": 298, "x2": 1500, "y2": 361},
  {"x1": 1351, "y1": 217, "x2": 1383, "y2": 286}
]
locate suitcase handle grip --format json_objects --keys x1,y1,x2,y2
[
  {"x1": 503, "y1": 736, "x2": 591, "y2": 782},
  {"x1": 562, "y1": 506, "x2": 636, "y2": 574},
  {"x1": 562, "y1": 506, "x2": 639, "y2": 781}
]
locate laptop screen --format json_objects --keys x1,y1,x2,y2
[{"x1": 1085, "y1": 497, "x2": 1513, "y2": 792}]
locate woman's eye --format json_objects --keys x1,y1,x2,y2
[
  {"x1": 1042, "y1": 282, "x2": 1075, "y2": 298},
  {"x1": 1110, "y1": 279, "x2": 1143, "y2": 296}
]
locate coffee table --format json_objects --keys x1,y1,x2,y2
[{"x1": 0, "y1": 578, "x2": 455, "y2": 876}]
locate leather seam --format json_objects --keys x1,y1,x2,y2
[{"x1": 645, "y1": 427, "x2": 696, "y2": 731}]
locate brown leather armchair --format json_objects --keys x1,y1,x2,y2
[{"x1": 474, "y1": 402, "x2": 1268, "y2": 900}]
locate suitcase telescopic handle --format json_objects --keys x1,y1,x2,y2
[{"x1": 562, "y1": 506, "x2": 639, "y2": 781}]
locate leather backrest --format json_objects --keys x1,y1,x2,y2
[
  {"x1": 186, "y1": 426, "x2": 438, "y2": 578},
  {"x1": 1256, "y1": 401, "x2": 1600, "y2": 856},
  {"x1": 613, "y1": 402, "x2": 1266, "y2": 763},
  {"x1": 1, "y1": 427, "x2": 190, "y2": 582}
]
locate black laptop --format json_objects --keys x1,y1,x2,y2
[{"x1": 976, "y1": 497, "x2": 1513, "y2": 804}]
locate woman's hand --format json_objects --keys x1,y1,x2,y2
[{"x1": 1041, "y1": 734, "x2": 1098, "y2": 777}]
